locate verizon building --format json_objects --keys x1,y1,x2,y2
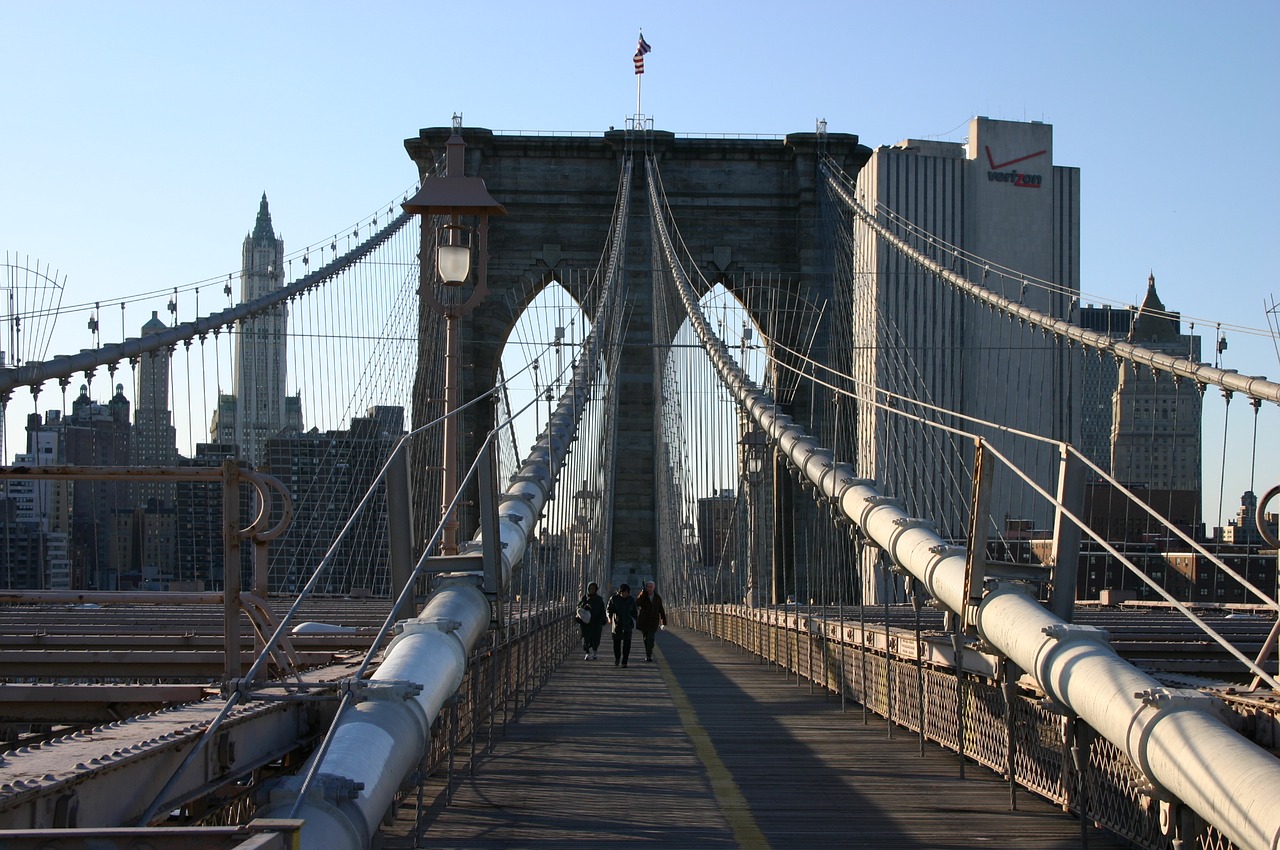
[{"x1": 851, "y1": 117, "x2": 1081, "y2": 550}]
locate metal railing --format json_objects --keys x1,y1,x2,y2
[
  {"x1": 274, "y1": 606, "x2": 572, "y2": 847},
  {"x1": 681, "y1": 604, "x2": 1275, "y2": 850}
]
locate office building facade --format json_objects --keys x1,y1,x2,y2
[{"x1": 850, "y1": 117, "x2": 1080, "y2": 536}]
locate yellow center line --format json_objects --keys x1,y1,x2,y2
[{"x1": 656, "y1": 647, "x2": 772, "y2": 849}]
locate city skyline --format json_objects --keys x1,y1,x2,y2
[{"x1": 1, "y1": 1, "x2": 1276, "y2": 529}]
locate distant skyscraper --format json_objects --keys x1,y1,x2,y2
[
  {"x1": 1110, "y1": 274, "x2": 1202, "y2": 493},
  {"x1": 215, "y1": 195, "x2": 303, "y2": 466},
  {"x1": 66, "y1": 384, "x2": 131, "y2": 589},
  {"x1": 1079, "y1": 276, "x2": 1204, "y2": 542},
  {"x1": 177, "y1": 442, "x2": 244, "y2": 591},
  {"x1": 22, "y1": 410, "x2": 69, "y2": 534},
  {"x1": 132, "y1": 311, "x2": 179, "y2": 503},
  {"x1": 16, "y1": 412, "x2": 72, "y2": 588},
  {"x1": 1078, "y1": 276, "x2": 1202, "y2": 493},
  {"x1": 697, "y1": 491, "x2": 737, "y2": 571},
  {"x1": 266, "y1": 407, "x2": 406, "y2": 595}
]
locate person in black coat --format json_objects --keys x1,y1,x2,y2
[
  {"x1": 577, "y1": 582, "x2": 606, "y2": 660},
  {"x1": 635, "y1": 580, "x2": 667, "y2": 662},
  {"x1": 606, "y1": 583, "x2": 638, "y2": 667}
]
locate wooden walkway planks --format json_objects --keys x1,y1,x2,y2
[{"x1": 384, "y1": 628, "x2": 1130, "y2": 848}]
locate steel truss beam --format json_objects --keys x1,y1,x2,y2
[{"x1": 0, "y1": 674, "x2": 345, "y2": 830}]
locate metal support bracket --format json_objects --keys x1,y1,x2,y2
[
  {"x1": 314, "y1": 775, "x2": 364, "y2": 804},
  {"x1": 1042, "y1": 623, "x2": 1112, "y2": 644},
  {"x1": 504, "y1": 475, "x2": 548, "y2": 502},
  {"x1": 417, "y1": 552, "x2": 484, "y2": 574},
  {"x1": 335, "y1": 679, "x2": 424, "y2": 704},
  {"x1": 1134, "y1": 687, "x2": 1217, "y2": 711},
  {"x1": 395, "y1": 618, "x2": 462, "y2": 637}
]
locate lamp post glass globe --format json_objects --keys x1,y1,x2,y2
[
  {"x1": 437, "y1": 243, "x2": 471, "y2": 286},
  {"x1": 741, "y1": 431, "x2": 767, "y2": 483}
]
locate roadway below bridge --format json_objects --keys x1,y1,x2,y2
[{"x1": 383, "y1": 627, "x2": 1128, "y2": 849}]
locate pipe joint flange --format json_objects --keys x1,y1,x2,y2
[
  {"x1": 892, "y1": 516, "x2": 936, "y2": 533},
  {"x1": 973, "y1": 638, "x2": 1002, "y2": 657},
  {"x1": 1036, "y1": 696, "x2": 1071, "y2": 717},
  {"x1": 1041, "y1": 623, "x2": 1112, "y2": 644},
  {"x1": 314, "y1": 774, "x2": 365, "y2": 804},
  {"x1": 925, "y1": 544, "x2": 966, "y2": 582},
  {"x1": 815, "y1": 462, "x2": 837, "y2": 498},
  {"x1": 986, "y1": 577, "x2": 1034, "y2": 596},
  {"x1": 418, "y1": 617, "x2": 463, "y2": 635},
  {"x1": 839, "y1": 477, "x2": 876, "y2": 503},
  {"x1": 823, "y1": 464, "x2": 860, "y2": 500},
  {"x1": 858, "y1": 494, "x2": 902, "y2": 529},
  {"x1": 1128, "y1": 775, "x2": 1173, "y2": 804},
  {"x1": 1135, "y1": 687, "x2": 1217, "y2": 712},
  {"x1": 354, "y1": 679, "x2": 425, "y2": 703},
  {"x1": 886, "y1": 516, "x2": 935, "y2": 559},
  {"x1": 390, "y1": 619, "x2": 464, "y2": 655}
]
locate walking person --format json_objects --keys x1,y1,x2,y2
[
  {"x1": 606, "y1": 583, "x2": 638, "y2": 667},
  {"x1": 636, "y1": 580, "x2": 667, "y2": 662},
  {"x1": 577, "y1": 582, "x2": 606, "y2": 660}
]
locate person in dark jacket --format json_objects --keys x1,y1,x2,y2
[
  {"x1": 577, "y1": 582, "x2": 606, "y2": 660},
  {"x1": 635, "y1": 580, "x2": 667, "y2": 662},
  {"x1": 606, "y1": 583, "x2": 638, "y2": 667}
]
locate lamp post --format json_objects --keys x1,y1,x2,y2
[
  {"x1": 740, "y1": 429, "x2": 767, "y2": 607},
  {"x1": 572, "y1": 479, "x2": 598, "y2": 564},
  {"x1": 402, "y1": 115, "x2": 506, "y2": 556}
]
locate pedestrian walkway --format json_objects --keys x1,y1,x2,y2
[{"x1": 385, "y1": 627, "x2": 1129, "y2": 848}]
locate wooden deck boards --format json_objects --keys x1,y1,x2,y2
[{"x1": 384, "y1": 628, "x2": 1130, "y2": 848}]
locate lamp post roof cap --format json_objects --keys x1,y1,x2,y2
[
  {"x1": 403, "y1": 129, "x2": 506, "y2": 217},
  {"x1": 402, "y1": 176, "x2": 506, "y2": 217}
]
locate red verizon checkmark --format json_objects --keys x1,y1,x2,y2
[{"x1": 985, "y1": 146, "x2": 1047, "y2": 169}]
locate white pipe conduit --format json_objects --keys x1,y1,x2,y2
[
  {"x1": 646, "y1": 157, "x2": 1280, "y2": 850},
  {"x1": 256, "y1": 580, "x2": 491, "y2": 849}
]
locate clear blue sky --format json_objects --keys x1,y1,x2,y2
[{"x1": 2, "y1": 0, "x2": 1277, "y2": 527}]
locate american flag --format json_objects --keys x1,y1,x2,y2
[{"x1": 633, "y1": 32, "x2": 652, "y2": 75}]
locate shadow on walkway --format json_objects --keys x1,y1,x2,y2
[{"x1": 384, "y1": 627, "x2": 1128, "y2": 849}]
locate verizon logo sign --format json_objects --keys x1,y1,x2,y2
[{"x1": 985, "y1": 146, "x2": 1046, "y2": 189}]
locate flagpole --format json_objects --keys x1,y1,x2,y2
[{"x1": 633, "y1": 30, "x2": 650, "y2": 125}]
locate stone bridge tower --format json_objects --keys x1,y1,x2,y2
[{"x1": 404, "y1": 126, "x2": 871, "y2": 594}]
